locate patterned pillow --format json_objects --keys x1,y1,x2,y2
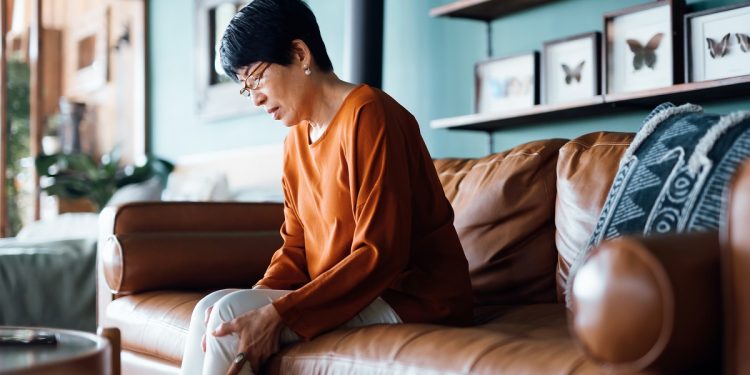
[{"x1": 567, "y1": 102, "x2": 750, "y2": 301}]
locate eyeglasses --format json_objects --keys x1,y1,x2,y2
[{"x1": 239, "y1": 62, "x2": 270, "y2": 97}]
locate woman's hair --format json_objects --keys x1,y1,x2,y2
[{"x1": 220, "y1": 0, "x2": 333, "y2": 82}]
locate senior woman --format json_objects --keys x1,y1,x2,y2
[{"x1": 180, "y1": 0, "x2": 473, "y2": 374}]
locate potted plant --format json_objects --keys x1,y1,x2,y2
[{"x1": 35, "y1": 150, "x2": 174, "y2": 211}]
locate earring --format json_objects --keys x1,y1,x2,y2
[{"x1": 304, "y1": 65, "x2": 311, "y2": 76}]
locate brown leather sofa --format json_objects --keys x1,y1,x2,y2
[{"x1": 96, "y1": 131, "x2": 748, "y2": 374}]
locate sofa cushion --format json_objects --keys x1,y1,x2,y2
[
  {"x1": 555, "y1": 132, "x2": 633, "y2": 301},
  {"x1": 107, "y1": 295, "x2": 604, "y2": 374},
  {"x1": 568, "y1": 103, "x2": 750, "y2": 296},
  {"x1": 107, "y1": 291, "x2": 205, "y2": 365},
  {"x1": 434, "y1": 139, "x2": 568, "y2": 306},
  {"x1": 266, "y1": 304, "x2": 601, "y2": 375}
]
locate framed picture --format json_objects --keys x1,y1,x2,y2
[
  {"x1": 604, "y1": 0, "x2": 685, "y2": 95},
  {"x1": 475, "y1": 52, "x2": 539, "y2": 114},
  {"x1": 542, "y1": 32, "x2": 601, "y2": 105},
  {"x1": 685, "y1": 1, "x2": 750, "y2": 83},
  {"x1": 71, "y1": 6, "x2": 110, "y2": 94},
  {"x1": 194, "y1": 0, "x2": 258, "y2": 121}
]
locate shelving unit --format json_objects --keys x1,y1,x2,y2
[
  {"x1": 431, "y1": 75, "x2": 750, "y2": 131},
  {"x1": 429, "y1": 0, "x2": 557, "y2": 21},
  {"x1": 429, "y1": 0, "x2": 750, "y2": 135}
]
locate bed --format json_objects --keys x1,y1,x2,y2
[{"x1": 0, "y1": 213, "x2": 99, "y2": 331}]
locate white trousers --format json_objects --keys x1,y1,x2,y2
[{"x1": 180, "y1": 289, "x2": 402, "y2": 375}]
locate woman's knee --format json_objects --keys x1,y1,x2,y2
[
  {"x1": 193, "y1": 289, "x2": 237, "y2": 321},
  {"x1": 209, "y1": 289, "x2": 281, "y2": 325}
]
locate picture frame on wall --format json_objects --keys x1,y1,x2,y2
[
  {"x1": 604, "y1": 0, "x2": 685, "y2": 95},
  {"x1": 474, "y1": 52, "x2": 539, "y2": 114},
  {"x1": 72, "y1": 6, "x2": 110, "y2": 94},
  {"x1": 542, "y1": 32, "x2": 601, "y2": 105},
  {"x1": 195, "y1": 0, "x2": 258, "y2": 121},
  {"x1": 685, "y1": 1, "x2": 750, "y2": 83}
]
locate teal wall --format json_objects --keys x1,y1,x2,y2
[{"x1": 149, "y1": 0, "x2": 750, "y2": 160}]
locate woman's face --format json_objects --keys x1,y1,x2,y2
[{"x1": 238, "y1": 61, "x2": 309, "y2": 127}]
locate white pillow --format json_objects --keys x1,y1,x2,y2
[
  {"x1": 16, "y1": 213, "x2": 100, "y2": 242},
  {"x1": 162, "y1": 170, "x2": 231, "y2": 201},
  {"x1": 106, "y1": 177, "x2": 163, "y2": 207}
]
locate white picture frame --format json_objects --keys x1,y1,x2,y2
[
  {"x1": 474, "y1": 52, "x2": 539, "y2": 114},
  {"x1": 542, "y1": 32, "x2": 600, "y2": 105},
  {"x1": 71, "y1": 7, "x2": 110, "y2": 94},
  {"x1": 194, "y1": 0, "x2": 260, "y2": 121},
  {"x1": 604, "y1": 1, "x2": 684, "y2": 95},
  {"x1": 686, "y1": 2, "x2": 750, "y2": 82}
]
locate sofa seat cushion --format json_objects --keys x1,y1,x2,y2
[
  {"x1": 107, "y1": 291, "x2": 206, "y2": 365},
  {"x1": 266, "y1": 304, "x2": 602, "y2": 375},
  {"x1": 108, "y1": 297, "x2": 603, "y2": 374}
]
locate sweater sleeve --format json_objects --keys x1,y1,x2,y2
[
  {"x1": 271, "y1": 100, "x2": 413, "y2": 340},
  {"x1": 256, "y1": 177, "x2": 311, "y2": 290}
]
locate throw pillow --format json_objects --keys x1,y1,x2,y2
[
  {"x1": 162, "y1": 170, "x2": 231, "y2": 201},
  {"x1": 105, "y1": 176, "x2": 163, "y2": 207},
  {"x1": 567, "y1": 102, "x2": 750, "y2": 301}
]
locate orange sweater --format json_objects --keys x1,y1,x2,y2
[{"x1": 259, "y1": 85, "x2": 473, "y2": 340}]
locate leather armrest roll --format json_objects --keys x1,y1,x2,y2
[
  {"x1": 99, "y1": 201, "x2": 285, "y2": 295},
  {"x1": 102, "y1": 231, "x2": 282, "y2": 294},
  {"x1": 569, "y1": 231, "x2": 721, "y2": 373},
  {"x1": 724, "y1": 158, "x2": 750, "y2": 375},
  {"x1": 107, "y1": 202, "x2": 284, "y2": 234}
]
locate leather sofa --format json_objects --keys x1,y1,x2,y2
[{"x1": 96, "y1": 131, "x2": 748, "y2": 374}]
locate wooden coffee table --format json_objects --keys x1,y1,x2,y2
[{"x1": 0, "y1": 327, "x2": 111, "y2": 375}]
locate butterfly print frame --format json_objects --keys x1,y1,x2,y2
[
  {"x1": 542, "y1": 32, "x2": 601, "y2": 105},
  {"x1": 474, "y1": 52, "x2": 539, "y2": 114},
  {"x1": 604, "y1": 0, "x2": 685, "y2": 96},
  {"x1": 685, "y1": 1, "x2": 750, "y2": 83}
]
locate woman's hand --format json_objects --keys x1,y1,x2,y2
[{"x1": 212, "y1": 303, "x2": 285, "y2": 375}]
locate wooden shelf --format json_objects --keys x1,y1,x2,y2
[
  {"x1": 431, "y1": 97, "x2": 606, "y2": 131},
  {"x1": 430, "y1": 0, "x2": 557, "y2": 21},
  {"x1": 430, "y1": 75, "x2": 750, "y2": 132}
]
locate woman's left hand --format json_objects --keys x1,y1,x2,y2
[{"x1": 212, "y1": 303, "x2": 285, "y2": 375}]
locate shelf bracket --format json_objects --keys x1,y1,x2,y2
[{"x1": 486, "y1": 21, "x2": 492, "y2": 57}]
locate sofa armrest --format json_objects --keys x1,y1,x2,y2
[
  {"x1": 724, "y1": 158, "x2": 750, "y2": 375},
  {"x1": 97, "y1": 202, "x2": 284, "y2": 326},
  {"x1": 569, "y1": 231, "x2": 721, "y2": 374}
]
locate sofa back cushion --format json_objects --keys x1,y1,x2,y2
[
  {"x1": 434, "y1": 138, "x2": 567, "y2": 306},
  {"x1": 555, "y1": 132, "x2": 633, "y2": 301}
]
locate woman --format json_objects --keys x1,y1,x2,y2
[{"x1": 181, "y1": 1, "x2": 473, "y2": 374}]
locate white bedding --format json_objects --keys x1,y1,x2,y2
[{"x1": 0, "y1": 214, "x2": 99, "y2": 331}]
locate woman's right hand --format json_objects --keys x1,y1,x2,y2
[
  {"x1": 202, "y1": 305, "x2": 214, "y2": 352},
  {"x1": 202, "y1": 286, "x2": 267, "y2": 352}
]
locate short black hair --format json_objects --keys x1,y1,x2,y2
[{"x1": 220, "y1": 0, "x2": 334, "y2": 82}]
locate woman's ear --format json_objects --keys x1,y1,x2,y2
[{"x1": 290, "y1": 39, "x2": 312, "y2": 67}]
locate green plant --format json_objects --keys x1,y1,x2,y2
[
  {"x1": 6, "y1": 58, "x2": 31, "y2": 236},
  {"x1": 35, "y1": 151, "x2": 174, "y2": 211}
]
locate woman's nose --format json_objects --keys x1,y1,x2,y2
[{"x1": 252, "y1": 91, "x2": 266, "y2": 107}]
